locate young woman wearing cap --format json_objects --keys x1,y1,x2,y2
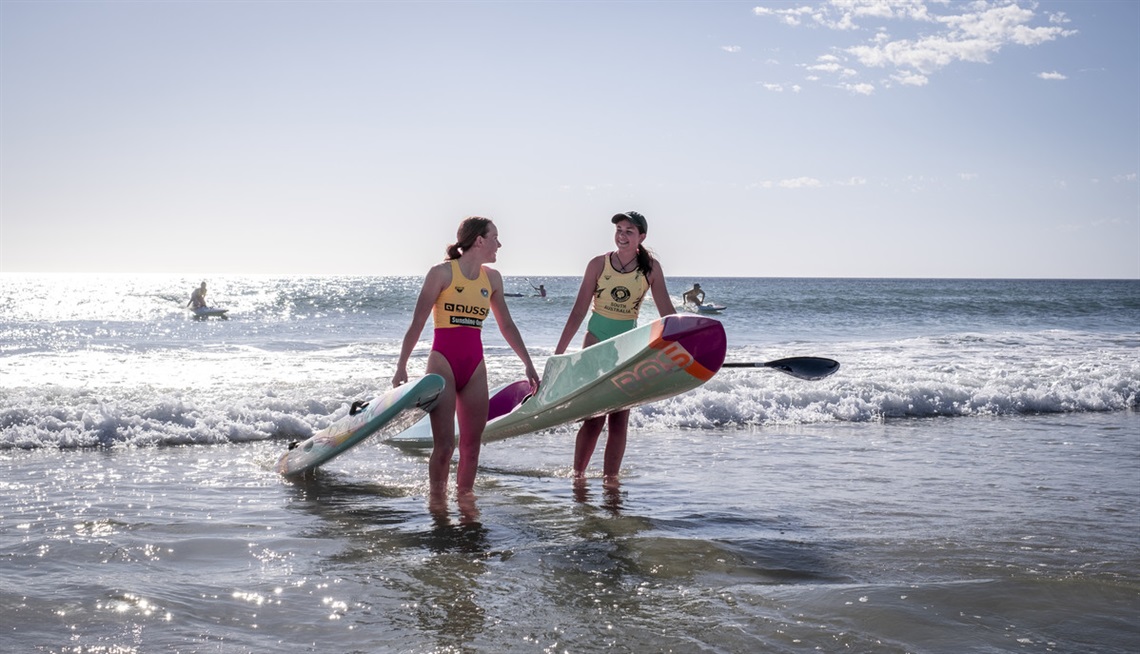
[
  {"x1": 554, "y1": 211, "x2": 676, "y2": 483},
  {"x1": 394, "y1": 217, "x2": 541, "y2": 508}
]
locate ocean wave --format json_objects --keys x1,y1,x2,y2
[
  {"x1": 3, "y1": 276, "x2": 1137, "y2": 449},
  {"x1": 0, "y1": 385, "x2": 336, "y2": 450},
  {"x1": 3, "y1": 353, "x2": 1136, "y2": 449},
  {"x1": 637, "y1": 367, "x2": 1138, "y2": 429}
]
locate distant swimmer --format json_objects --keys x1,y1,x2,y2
[
  {"x1": 188, "y1": 282, "x2": 208, "y2": 309},
  {"x1": 532, "y1": 283, "x2": 547, "y2": 298},
  {"x1": 682, "y1": 283, "x2": 705, "y2": 307}
]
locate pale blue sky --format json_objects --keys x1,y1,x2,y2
[{"x1": 2, "y1": 0, "x2": 1136, "y2": 278}]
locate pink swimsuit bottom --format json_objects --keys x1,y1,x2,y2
[{"x1": 431, "y1": 326, "x2": 484, "y2": 391}]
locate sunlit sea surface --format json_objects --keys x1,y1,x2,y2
[{"x1": 2, "y1": 274, "x2": 1138, "y2": 652}]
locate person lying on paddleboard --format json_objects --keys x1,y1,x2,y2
[
  {"x1": 188, "y1": 282, "x2": 207, "y2": 309},
  {"x1": 555, "y1": 210, "x2": 676, "y2": 484},
  {"x1": 394, "y1": 216, "x2": 541, "y2": 509}
]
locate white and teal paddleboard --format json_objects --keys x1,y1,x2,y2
[
  {"x1": 694, "y1": 303, "x2": 726, "y2": 314},
  {"x1": 681, "y1": 302, "x2": 726, "y2": 314},
  {"x1": 389, "y1": 314, "x2": 727, "y2": 446},
  {"x1": 276, "y1": 374, "x2": 445, "y2": 477},
  {"x1": 191, "y1": 306, "x2": 229, "y2": 318}
]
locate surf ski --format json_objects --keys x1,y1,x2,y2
[
  {"x1": 389, "y1": 314, "x2": 726, "y2": 446},
  {"x1": 277, "y1": 374, "x2": 445, "y2": 477}
]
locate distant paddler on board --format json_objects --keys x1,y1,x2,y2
[
  {"x1": 186, "y1": 281, "x2": 228, "y2": 319},
  {"x1": 188, "y1": 281, "x2": 208, "y2": 309},
  {"x1": 682, "y1": 283, "x2": 705, "y2": 307},
  {"x1": 682, "y1": 282, "x2": 726, "y2": 314}
]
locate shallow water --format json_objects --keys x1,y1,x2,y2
[
  {"x1": 3, "y1": 411, "x2": 1136, "y2": 653},
  {"x1": 2, "y1": 274, "x2": 1137, "y2": 652}
]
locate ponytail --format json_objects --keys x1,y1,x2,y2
[
  {"x1": 445, "y1": 216, "x2": 492, "y2": 260},
  {"x1": 636, "y1": 245, "x2": 654, "y2": 276}
]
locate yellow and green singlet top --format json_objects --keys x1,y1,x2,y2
[{"x1": 587, "y1": 254, "x2": 650, "y2": 341}]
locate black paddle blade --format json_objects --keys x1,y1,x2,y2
[
  {"x1": 762, "y1": 356, "x2": 839, "y2": 380},
  {"x1": 721, "y1": 357, "x2": 840, "y2": 380}
]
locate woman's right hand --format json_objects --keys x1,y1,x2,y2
[{"x1": 392, "y1": 367, "x2": 408, "y2": 388}]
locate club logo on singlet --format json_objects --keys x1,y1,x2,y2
[
  {"x1": 443, "y1": 303, "x2": 489, "y2": 317},
  {"x1": 610, "y1": 286, "x2": 631, "y2": 303},
  {"x1": 444, "y1": 280, "x2": 488, "y2": 326}
]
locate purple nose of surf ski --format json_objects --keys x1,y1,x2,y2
[{"x1": 651, "y1": 315, "x2": 727, "y2": 381}]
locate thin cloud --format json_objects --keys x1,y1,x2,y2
[
  {"x1": 807, "y1": 54, "x2": 859, "y2": 77},
  {"x1": 779, "y1": 177, "x2": 825, "y2": 188},
  {"x1": 722, "y1": 45, "x2": 742, "y2": 53},
  {"x1": 752, "y1": 176, "x2": 870, "y2": 188},
  {"x1": 891, "y1": 70, "x2": 929, "y2": 86},
  {"x1": 1049, "y1": 11, "x2": 1072, "y2": 25},
  {"x1": 1037, "y1": 71, "x2": 1067, "y2": 80},
  {"x1": 843, "y1": 82, "x2": 876, "y2": 95},
  {"x1": 754, "y1": 4, "x2": 817, "y2": 27},
  {"x1": 754, "y1": 1, "x2": 1077, "y2": 91}
]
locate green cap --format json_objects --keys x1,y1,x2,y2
[{"x1": 611, "y1": 211, "x2": 647, "y2": 234}]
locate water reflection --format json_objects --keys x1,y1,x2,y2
[
  {"x1": 572, "y1": 477, "x2": 626, "y2": 515},
  {"x1": 281, "y1": 472, "x2": 496, "y2": 650},
  {"x1": 425, "y1": 494, "x2": 490, "y2": 554},
  {"x1": 414, "y1": 494, "x2": 494, "y2": 652},
  {"x1": 427, "y1": 489, "x2": 482, "y2": 525},
  {"x1": 281, "y1": 471, "x2": 415, "y2": 533}
]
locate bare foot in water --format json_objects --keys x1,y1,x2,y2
[{"x1": 456, "y1": 490, "x2": 480, "y2": 524}]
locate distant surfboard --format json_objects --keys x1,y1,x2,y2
[{"x1": 190, "y1": 306, "x2": 229, "y2": 318}]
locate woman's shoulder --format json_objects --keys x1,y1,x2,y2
[
  {"x1": 429, "y1": 259, "x2": 454, "y2": 273},
  {"x1": 585, "y1": 253, "x2": 608, "y2": 273},
  {"x1": 480, "y1": 264, "x2": 503, "y2": 283},
  {"x1": 424, "y1": 260, "x2": 454, "y2": 283}
]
